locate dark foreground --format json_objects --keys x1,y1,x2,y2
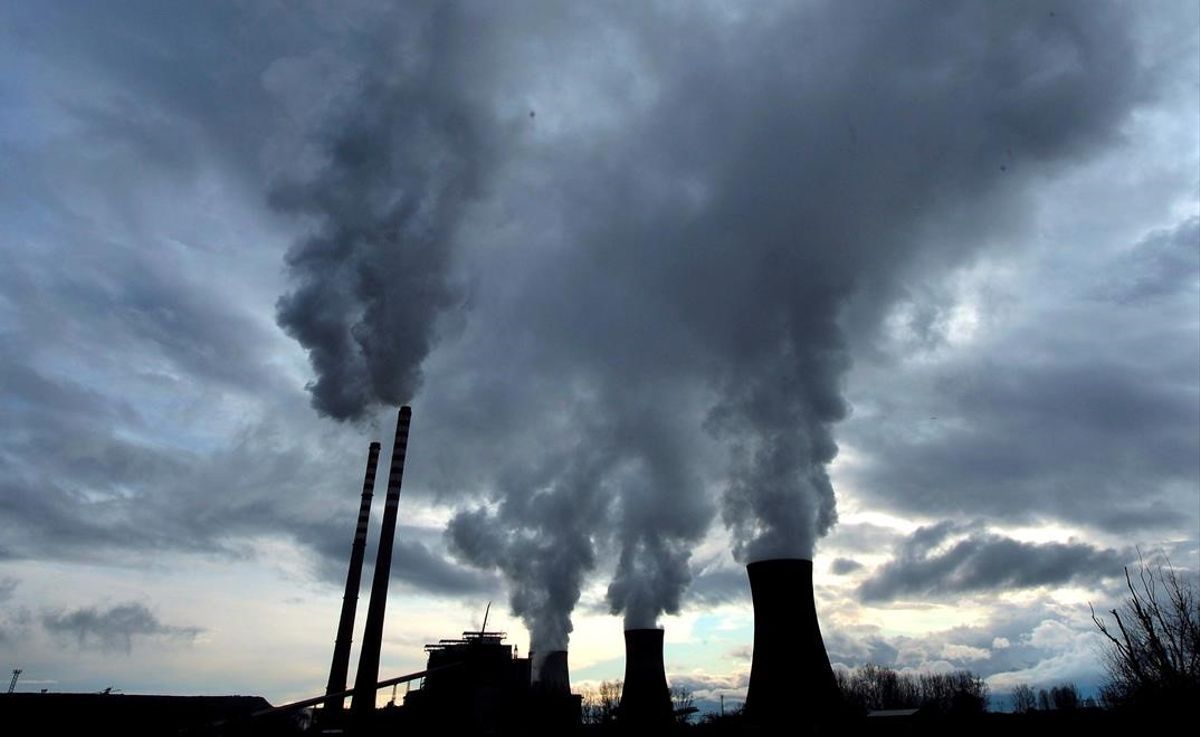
[{"x1": 1, "y1": 694, "x2": 1190, "y2": 737}]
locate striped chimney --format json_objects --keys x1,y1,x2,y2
[
  {"x1": 322, "y1": 442, "x2": 381, "y2": 716},
  {"x1": 351, "y1": 407, "x2": 413, "y2": 718}
]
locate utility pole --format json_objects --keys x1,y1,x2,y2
[{"x1": 8, "y1": 669, "x2": 21, "y2": 693}]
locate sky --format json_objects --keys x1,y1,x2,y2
[{"x1": 0, "y1": 0, "x2": 1197, "y2": 712}]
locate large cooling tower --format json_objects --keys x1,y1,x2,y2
[
  {"x1": 618, "y1": 628, "x2": 673, "y2": 731},
  {"x1": 744, "y1": 558, "x2": 841, "y2": 728}
]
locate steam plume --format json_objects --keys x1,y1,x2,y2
[{"x1": 281, "y1": 2, "x2": 1145, "y2": 640}]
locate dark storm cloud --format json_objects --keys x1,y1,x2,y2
[
  {"x1": 823, "y1": 523, "x2": 904, "y2": 554},
  {"x1": 41, "y1": 602, "x2": 200, "y2": 654},
  {"x1": 831, "y1": 558, "x2": 864, "y2": 576},
  {"x1": 858, "y1": 522, "x2": 1127, "y2": 602},
  {"x1": 0, "y1": 351, "x2": 492, "y2": 600},
  {"x1": 686, "y1": 565, "x2": 751, "y2": 607},
  {"x1": 306, "y1": 517, "x2": 495, "y2": 597},
  {"x1": 842, "y1": 257, "x2": 1199, "y2": 536},
  {"x1": 0, "y1": 0, "x2": 497, "y2": 605},
  {"x1": 1096, "y1": 216, "x2": 1200, "y2": 304},
  {"x1": 0, "y1": 578, "x2": 19, "y2": 643}
]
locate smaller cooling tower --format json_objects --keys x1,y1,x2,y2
[
  {"x1": 537, "y1": 650, "x2": 571, "y2": 695},
  {"x1": 744, "y1": 558, "x2": 841, "y2": 728},
  {"x1": 618, "y1": 628, "x2": 673, "y2": 731}
]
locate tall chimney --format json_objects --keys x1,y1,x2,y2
[
  {"x1": 537, "y1": 650, "x2": 571, "y2": 695},
  {"x1": 618, "y1": 628, "x2": 673, "y2": 732},
  {"x1": 744, "y1": 558, "x2": 840, "y2": 728},
  {"x1": 351, "y1": 407, "x2": 412, "y2": 718},
  {"x1": 322, "y1": 442, "x2": 381, "y2": 717}
]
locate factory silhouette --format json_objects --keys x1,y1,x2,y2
[
  {"x1": 306, "y1": 407, "x2": 843, "y2": 735},
  {"x1": 2, "y1": 407, "x2": 851, "y2": 735},
  {"x1": 3, "y1": 406, "x2": 1185, "y2": 736}
]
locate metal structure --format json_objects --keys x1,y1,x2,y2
[
  {"x1": 744, "y1": 558, "x2": 841, "y2": 729},
  {"x1": 351, "y1": 407, "x2": 413, "y2": 718},
  {"x1": 618, "y1": 628, "x2": 673, "y2": 731},
  {"x1": 323, "y1": 442, "x2": 382, "y2": 717},
  {"x1": 8, "y1": 669, "x2": 20, "y2": 694}
]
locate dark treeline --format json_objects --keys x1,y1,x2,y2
[
  {"x1": 1011, "y1": 682, "x2": 1089, "y2": 712},
  {"x1": 833, "y1": 665, "x2": 988, "y2": 715}
]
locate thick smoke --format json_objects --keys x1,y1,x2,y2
[
  {"x1": 274, "y1": 6, "x2": 496, "y2": 421},
  {"x1": 285, "y1": 1, "x2": 1147, "y2": 643},
  {"x1": 446, "y1": 436, "x2": 616, "y2": 655}
]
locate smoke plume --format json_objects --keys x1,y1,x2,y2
[
  {"x1": 282, "y1": 1, "x2": 1147, "y2": 642},
  {"x1": 274, "y1": 6, "x2": 496, "y2": 421}
]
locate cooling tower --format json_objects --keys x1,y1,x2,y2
[
  {"x1": 537, "y1": 650, "x2": 571, "y2": 695},
  {"x1": 618, "y1": 628, "x2": 673, "y2": 731},
  {"x1": 322, "y1": 442, "x2": 381, "y2": 717},
  {"x1": 744, "y1": 558, "x2": 841, "y2": 728},
  {"x1": 351, "y1": 407, "x2": 412, "y2": 718}
]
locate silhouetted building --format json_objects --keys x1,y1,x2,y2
[{"x1": 395, "y1": 629, "x2": 579, "y2": 735}]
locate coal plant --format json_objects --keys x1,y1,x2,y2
[
  {"x1": 298, "y1": 411, "x2": 844, "y2": 735},
  {"x1": 744, "y1": 558, "x2": 842, "y2": 729},
  {"x1": 618, "y1": 628, "x2": 674, "y2": 732}
]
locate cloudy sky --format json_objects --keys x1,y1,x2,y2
[{"x1": 1, "y1": 0, "x2": 1197, "y2": 711}]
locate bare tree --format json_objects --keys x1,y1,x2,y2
[
  {"x1": 1036, "y1": 688, "x2": 1051, "y2": 712},
  {"x1": 1011, "y1": 684, "x2": 1036, "y2": 713},
  {"x1": 670, "y1": 684, "x2": 697, "y2": 725},
  {"x1": 835, "y1": 665, "x2": 987, "y2": 714},
  {"x1": 1090, "y1": 553, "x2": 1200, "y2": 710},
  {"x1": 1050, "y1": 683, "x2": 1079, "y2": 710},
  {"x1": 580, "y1": 679, "x2": 622, "y2": 725}
]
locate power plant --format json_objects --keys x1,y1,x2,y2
[
  {"x1": 3, "y1": 405, "x2": 852, "y2": 735},
  {"x1": 310, "y1": 407, "x2": 844, "y2": 735}
]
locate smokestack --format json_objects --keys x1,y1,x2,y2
[
  {"x1": 744, "y1": 558, "x2": 840, "y2": 728},
  {"x1": 618, "y1": 629, "x2": 673, "y2": 732},
  {"x1": 536, "y1": 650, "x2": 571, "y2": 695},
  {"x1": 322, "y1": 442, "x2": 382, "y2": 717},
  {"x1": 351, "y1": 407, "x2": 413, "y2": 718}
]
